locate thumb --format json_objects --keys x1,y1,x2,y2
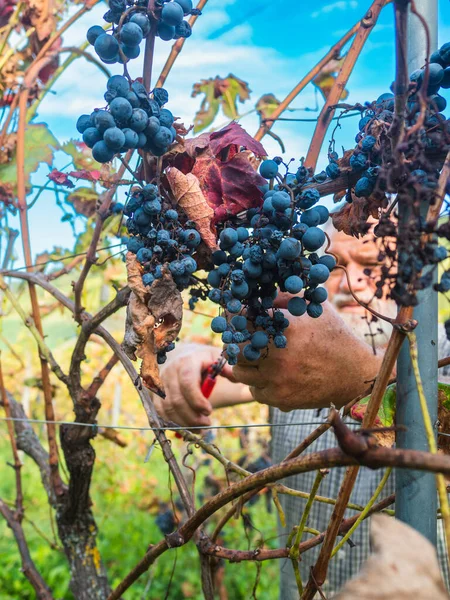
[
  {"x1": 273, "y1": 291, "x2": 293, "y2": 310},
  {"x1": 219, "y1": 362, "x2": 238, "y2": 382}
]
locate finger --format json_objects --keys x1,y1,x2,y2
[
  {"x1": 219, "y1": 363, "x2": 238, "y2": 382},
  {"x1": 166, "y1": 400, "x2": 212, "y2": 428},
  {"x1": 232, "y1": 364, "x2": 266, "y2": 388},
  {"x1": 178, "y1": 358, "x2": 214, "y2": 415},
  {"x1": 273, "y1": 292, "x2": 295, "y2": 309}
]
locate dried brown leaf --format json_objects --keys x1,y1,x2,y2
[
  {"x1": 166, "y1": 167, "x2": 217, "y2": 250},
  {"x1": 332, "y1": 515, "x2": 449, "y2": 600},
  {"x1": 122, "y1": 253, "x2": 183, "y2": 393}
]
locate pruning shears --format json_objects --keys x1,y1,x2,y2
[{"x1": 201, "y1": 357, "x2": 226, "y2": 398}]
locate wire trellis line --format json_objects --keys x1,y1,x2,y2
[{"x1": 0, "y1": 415, "x2": 361, "y2": 432}]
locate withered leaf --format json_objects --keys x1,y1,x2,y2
[
  {"x1": 332, "y1": 195, "x2": 383, "y2": 238},
  {"x1": 66, "y1": 187, "x2": 98, "y2": 217},
  {"x1": 166, "y1": 167, "x2": 217, "y2": 250},
  {"x1": 333, "y1": 515, "x2": 449, "y2": 600},
  {"x1": 48, "y1": 169, "x2": 75, "y2": 188},
  {"x1": 192, "y1": 150, "x2": 266, "y2": 223},
  {"x1": 209, "y1": 122, "x2": 266, "y2": 158},
  {"x1": 122, "y1": 253, "x2": 183, "y2": 394}
]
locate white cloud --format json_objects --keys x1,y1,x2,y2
[{"x1": 311, "y1": 1, "x2": 358, "y2": 19}]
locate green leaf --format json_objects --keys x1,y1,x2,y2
[
  {"x1": 220, "y1": 75, "x2": 251, "y2": 120},
  {"x1": 61, "y1": 139, "x2": 102, "y2": 171},
  {"x1": 0, "y1": 124, "x2": 59, "y2": 201},
  {"x1": 439, "y1": 382, "x2": 450, "y2": 410},
  {"x1": 191, "y1": 74, "x2": 251, "y2": 133},
  {"x1": 350, "y1": 383, "x2": 396, "y2": 427},
  {"x1": 255, "y1": 93, "x2": 281, "y2": 120}
]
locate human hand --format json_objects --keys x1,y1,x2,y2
[
  {"x1": 231, "y1": 298, "x2": 384, "y2": 412},
  {"x1": 153, "y1": 343, "x2": 249, "y2": 427}
]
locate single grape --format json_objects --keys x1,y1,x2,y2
[
  {"x1": 207, "y1": 270, "x2": 221, "y2": 287},
  {"x1": 162, "y1": 2, "x2": 184, "y2": 26},
  {"x1": 231, "y1": 315, "x2": 247, "y2": 331},
  {"x1": 87, "y1": 25, "x2": 105, "y2": 46},
  {"x1": 211, "y1": 316, "x2": 227, "y2": 333},
  {"x1": 302, "y1": 227, "x2": 326, "y2": 252},
  {"x1": 94, "y1": 34, "x2": 120, "y2": 61},
  {"x1": 120, "y1": 22, "x2": 144, "y2": 46},
  {"x1": 175, "y1": 20, "x2": 192, "y2": 38},
  {"x1": 284, "y1": 275, "x2": 303, "y2": 294},
  {"x1": 153, "y1": 88, "x2": 169, "y2": 106},
  {"x1": 231, "y1": 281, "x2": 249, "y2": 300},
  {"x1": 153, "y1": 126, "x2": 173, "y2": 148},
  {"x1": 274, "y1": 335, "x2": 287, "y2": 349},
  {"x1": 122, "y1": 128, "x2": 139, "y2": 149},
  {"x1": 184, "y1": 229, "x2": 201, "y2": 248},
  {"x1": 145, "y1": 116, "x2": 161, "y2": 138},
  {"x1": 350, "y1": 152, "x2": 368, "y2": 171},
  {"x1": 361, "y1": 135, "x2": 376, "y2": 152},
  {"x1": 130, "y1": 12, "x2": 151, "y2": 37},
  {"x1": 311, "y1": 287, "x2": 328, "y2": 303},
  {"x1": 142, "y1": 273, "x2": 155, "y2": 287},
  {"x1": 243, "y1": 344, "x2": 261, "y2": 361},
  {"x1": 93, "y1": 110, "x2": 116, "y2": 133},
  {"x1": 271, "y1": 191, "x2": 291, "y2": 211},
  {"x1": 127, "y1": 238, "x2": 144, "y2": 254},
  {"x1": 103, "y1": 127, "x2": 126, "y2": 150},
  {"x1": 300, "y1": 209, "x2": 320, "y2": 227},
  {"x1": 259, "y1": 159, "x2": 279, "y2": 179},
  {"x1": 277, "y1": 237, "x2": 301, "y2": 260},
  {"x1": 182, "y1": 256, "x2": 197, "y2": 273},
  {"x1": 222, "y1": 331, "x2": 233, "y2": 344},
  {"x1": 157, "y1": 22, "x2": 176, "y2": 41},
  {"x1": 109, "y1": 97, "x2": 133, "y2": 122},
  {"x1": 92, "y1": 140, "x2": 115, "y2": 163},
  {"x1": 143, "y1": 199, "x2": 161, "y2": 215},
  {"x1": 226, "y1": 343, "x2": 240, "y2": 357},
  {"x1": 309, "y1": 263, "x2": 330, "y2": 285},
  {"x1": 121, "y1": 44, "x2": 140, "y2": 59},
  {"x1": 354, "y1": 176, "x2": 375, "y2": 197},
  {"x1": 82, "y1": 127, "x2": 102, "y2": 148},
  {"x1": 287, "y1": 297, "x2": 307, "y2": 316},
  {"x1": 76, "y1": 114, "x2": 92, "y2": 134},
  {"x1": 107, "y1": 74, "x2": 130, "y2": 98},
  {"x1": 315, "y1": 205, "x2": 329, "y2": 225},
  {"x1": 174, "y1": 0, "x2": 193, "y2": 14},
  {"x1": 307, "y1": 302, "x2": 323, "y2": 318},
  {"x1": 226, "y1": 299, "x2": 242, "y2": 313},
  {"x1": 129, "y1": 108, "x2": 148, "y2": 132},
  {"x1": 137, "y1": 132, "x2": 147, "y2": 148},
  {"x1": 251, "y1": 331, "x2": 269, "y2": 350},
  {"x1": 326, "y1": 162, "x2": 340, "y2": 179},
  {"x1": 296, "y1": 188, "x2": 320, "y2": 210}
]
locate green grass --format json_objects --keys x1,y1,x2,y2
[{"x1": 0, "y1": 427, "x2": 280, "y2": 599}]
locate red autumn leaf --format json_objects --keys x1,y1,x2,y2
[
  {"x1": 68, "y1": 169, "x2": 102, "y2": 182},
  {"x1": 192, "y1": 150, "x2": 266, "y2": 223},
  {"x1": 209, "y1": 122, "x2": 266, "y2": 157},
  {"x1": 48, "y1": 169, "x2": 75, "y2": 188}
]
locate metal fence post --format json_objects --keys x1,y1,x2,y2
[{"x1": 395, "y1": 0, "x2": 438, "y2": 544}]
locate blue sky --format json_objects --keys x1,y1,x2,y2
[{"x1": 8, "y1": 0, "x2": 450, "y2": 266}]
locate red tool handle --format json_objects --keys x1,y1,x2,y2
[{"x1": 201, "y1": 373, "x2": 217, "y2": 398}]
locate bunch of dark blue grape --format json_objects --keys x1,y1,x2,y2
[
  {"x1": 76, "y1": 76, "x2": 176, "y2": 163},
  {"x1": 322, "y1": 41, "x2": 450, "y2": 203},
  {"x1": 85, "y1": 0, "x2": 195, "y2": 65},
  {"x1": 208, "y1": 158, "x2": 335, "y2": 365},
  {"x1": 122, "y1": 183, "x2": 201, "y2": 362}
]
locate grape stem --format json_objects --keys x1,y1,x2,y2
[{"x1": 143, "y1": 0, "x2": 157, "y2": 93}]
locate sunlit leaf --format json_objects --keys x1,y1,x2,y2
[
  {"x1": 255, "y1": 93, "x2": 281, "y2": 120},
  {"x1": 191, "y1": 74, "x2": 251, "y2": 132},
  {"x1": 0, "y1": 123, "x2": 59, "y2": 203},
  {"x1": 312, "y1": 56, "x2": 349, "y2": 100}
]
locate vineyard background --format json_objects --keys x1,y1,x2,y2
[{"x1": 1, "y1": 0, "x2": 450, "y2": 599}]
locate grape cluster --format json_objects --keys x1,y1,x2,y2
[
  {"x1": 123, "y1": 184, "x2": 199, "y2": 289},
  {"x1": 86, "y1": 0, "x2": 195, "y2": 66},
  {"x1": 207, "y1": 159, "x2": 335, "y2": 365},
  {"x1": 122, "y1": 183, "x2": 203, "y2": 364},
  {"x1": 76, "y1": 76, "x2": 176, "y2": 163}
]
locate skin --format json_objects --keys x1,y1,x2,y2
[{"x1": 153, "y1": 226, "x2": 392, "y2": 427}]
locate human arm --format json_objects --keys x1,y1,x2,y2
[{"x1": 153, "y1": 343, "x2": 254, "y2": 427}]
